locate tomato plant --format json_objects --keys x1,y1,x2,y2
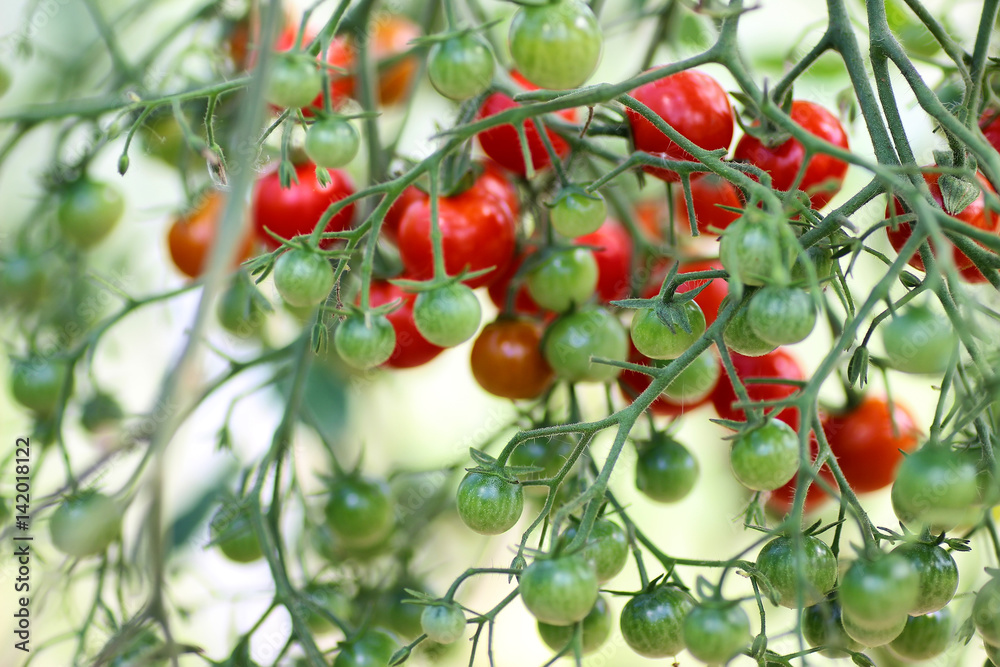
[
  {"x1": 630, "y1": 300, "x2": 706, "y2": 360},
  {"x1": 210, "y1": 505, "x2": 262, "y2": 563},
  {"x1": 891, "y1": 443, "x2": 981, "y2": 532},
  {"x1": 526, "y1": 247, "x2": 598, "y2": 312},
  {"x1": 10, "y1": 357, "x2": 70, "y2": 417},
  {"x1": 266, "y1": 53, "x2": 323, "y2": 109},
  {"x1": 550, "y1": 190, "x2": 607, "y2": 238},
  {"x1": 560, "y1": 517, "x2": 628, "y2": 583},
  {"x1": 304, "y1": 117, "x2": 360, "y2": 169},
  {"x1": 879, "y1": 303, "x2": 958, "y2": 374},
  {"x1": 273, "y1": 248, "x2": 334, "y2": 308},
  {"x1": 710, "y1": 348, "x2": 805, "y2": 426},
  {"x1": 367, "y1": 280, "x2": 444, "y2": 369},
  {"x1": 334, "y1": 313, "x2": 397, "y2": 370},
  {"x1": 674, "y1": 173, "x2": 743, "y2": 235},
  {"x1": 575, "y1": 219, "x2": 635, "y2": 303},
  {"x1": 682, "y1": 601, "x2": 750, "y2": 664},
  {"x1": 890, "y1": 542, "x2": 958, "y2": 615},
  {"x1": 746, "y1": 285, "x2": 817, "y2": 346},
  {"x1": 729, "y1": 417, "x2": 800, "y2": 491},
  {"x1": 252, "y1": 163, "x2": 356, "y2": 249}
]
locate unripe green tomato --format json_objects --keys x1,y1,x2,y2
[
  {"x1": 542, "y1": 306, "x2": 628, "y2": 382},
  {"x1": 0, "y1": 256, "x2": 51, "y2": 307},
  {"x1": 561, "y1": 518, "x2": 628, "y2": 583},
  {"x1": 755, "y1": 535, "x2": 837, "y2": 608},
  {"x1": 421, "y1": 603, "x2": 466, "y2": 644},
  {"x1": 332, "y1": 629, "x2": 398, "y2": 667},
  {"x1": 334, "y1": 314, "x2": 396, "y2": 370},
  {"x1": 217, "y1": 272, "x2": 269, "y2": 336},
  {"x1": 57, "y1": 179, "x2": 125, "y2": 248},
  {"x1": 50, "y1": 492, "x2": 121, "y2": 557},
  {"x1": 729, "y1": 418, "x2": 799, "y2": 491},
  {"x1": 210, "y1": 506, "x2": 262, "y2": 563},
  {"x1": 802, "y1": 598, "x2": 861, "y2": 658},
  {"x1": 662, "y1": 348, "x2": 720, "y2": 402},
  {"x1": 891, "y1": 445, "x2": 980, "y2": 533},
  {"x1": 141, "y1": 113, "x2": 188, "y2": 166},
  {"x1": 790, "y1": 239, "x2": 837, "y2": 284},
  {"x1": 427, "y1": 33, "x2": 495, "y2": 100},
  {"x1": 551, "y1": 191, "x2": 606, "y2": 238},
  {"x1": 619, "y1": 585, "x2": 695, "y2": 658},
  {"x1": 520, "y1": 554, "x2": 599, "y2": 626},
  {"x1": 0, "y1": 61, "x2": 11, "y2": 97},
  {"x1": 11, "y1": 357, "x2": 70, "y2": 417},
  {"x1": 509, "y1": 0, "x2": 602, "y2": 90},
  {"x1": 890, "y1": 542, "x2": 958, "y2": 615},
  {"x1": 973, "y1": 576, "x2": 1000, "y2": 645},
  {"x1": 324, "y1": 476, "x2": 395, "y2": 549},
  {"x1": 274, "y1": 248, "x2": 334, "y2": 308},
  {"x1": 537, "y1": 595, "x2": 612, "y2": 654},
  {"x1": 840, "y1": 608, "x2": 906, "y2": 647},
  {"x1": 887, "y1": 608, "x2": 952, "y2": 661},
  {"x1": 839, "y1": 554, "x2": 919, "y2": 630},
  {"x1": 722, "y1": 298, "x2": 777, "y2": 357},
  {"x1": 527, "y1": 248, "x2": 598, "y2": 312},
  {"x1": 630, "y1": 301, "x2": 706, "y2": 360},
  {"x1": 682, "y1": 601, "x2": 750, "y2": 664},
  {"x1": 266, "y1": 53, "x2": 322, "y2": 109},
  {"x1": 413, "y1": 283, "x2": 482, "y2": 347},
  {"x1": 305, "y1": 117, "x2": 360, "y2": 169},
  {"x1": 747, "y1": 285, "x2": 816, "y2": 346},
  {"x1": 719, "y1": 217, "x2": 795, "y2": 286},
  {"x1": 81, "y1": 392, "x2": 124, "y2": 433},
  {"x1": 456, "y1": 471, "x2": 524, "y2": 535},
  {"x1": 635, "y1": 437, "x2": 699, "y2": 503},
  {"x1": 880, "y1": 305, "x2": 957, "y2": 375}
]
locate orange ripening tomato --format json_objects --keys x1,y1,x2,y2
[
  {"x1": 369, "y1": 15, "x2": 421, "y2": 105},
  {"x1": 168, "y1": 191, "x2": 255, "y2": 279},
  {"x1": 471, "y1": 318, "x2": 554, "y2": 400}
]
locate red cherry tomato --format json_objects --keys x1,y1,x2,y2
[
  {"x1": 477, "y1": 71, "x2": 578, "y2": 176},
  {"x1": 627, "y1": 69, "x2": 734, "y2": 183},
  {"x1": 822, "y1": 396, "x2": 919, "y2": 494},
  {"x1": 733, "y1": 100, "x2": 849, "y2": 210},
  {"x1": 885, "y1": 169, "x2": 998, "y2": 271},
  {"x1": 643, "y1": 259, "x2": 729, "y2": 327},
  {"x1": 765, "y1": 429, "x2": 835, "y2": 515},
  {"x1": 252, "y1": 163, "x2": 356, "y2": 249},
  {"x1": 675, "y1": 173, "x2": 743, "y2": 235},
  {"x1": 961, "y1": 263, "x2": 990, "y2": 283},
  {"x1": 980, "y1": 109, "x2": 1000, "y2": 152},
  {"x1": 710, "y1": 348, "x2": 804, "y2": 427},
  {"x1": 383, "y1": 185, "x2": 425, "y2": 241},
  {"x1": 576, "y1": 219, "x2": 634, "y2": 303},
  {"x1": 397, "y1": 172, "x2": 517, "y2": 289},
  {"x1": 367, "y1": 280, "x2": 444, "y2": 369},
  {"x1": 470, "y1": 318, "x2": 554, "y2": 400},
  {"x1": 167, "y1": 191, "x2": 255, "y2": 278},
  {"x1": 618, "y1": 341, "x2": 714, "y2": 417},
  {"x1": 488, "y1": 250, "x2": 543, "y2": 315}
]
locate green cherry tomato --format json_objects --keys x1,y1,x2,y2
[
  {"x1": 520, "y1": 554, "x2": 599, "y2": 626},
  {"x1": 537, "y1": 595, "x2": 612, "y2": 654},
  {"x1": 551, "y1": 190, "x2": 607, "y2": 238},
  {"x1": 324, "y1": 475, "x2": 395, "y2": 549},
  {"x1": 635, "y1": 437, "x2": 699, "y2": 503},
  {"x1": 722, "y1": 298, "x2": 777, "y2": 357},
  {"x1": 790, "y1": 237, "x2": 837, "y2": 285},
  {"x1": 890, "y1": 542, "x2": 958, "y2": 615},
  {"x1": 527, "y1": 248, "x2": 598, "y2": 312},
  {"x1": 11, "y1": 357, "x2": 70, "y2": 417},
  {"x1": 334, "y1": 313, "x2": 396, "y2": 370},
  {"x1": 57, "y1": 179, "x2": 125, "y2": 248},
  {"x1": 973, "y1": 576, "x2": 1000, "y2": 645},
  {"x1": 840, "y1": 608, "x2": 906, "y2": 647},
  {"x1": 332, "y1": 629, "x2": 398, "y2": 667},
  {"x1": 421, "y1": 603, "x2": 466, "y2": 644},
  {"x1": 729, "y1": 418, "x2": 799, "y2": 491},
  {"x1": 274, "y1": 248, "x2": 334, "y2": 308},
  {"x1": 0, "y1": 61, "x2": 11, "y2": 97},
  {"x1": 382, "y1": 584, "x2": 427, "y2": 639},
  {"x1": 427, "y1": 33, "x2": 495, "y2": 100},
  {"x1": 988, "y1": 641, "x2": 1000, "y2": 667},
  {"x1": 887, "y1": 608, "x2": 952, "y2": 661},
  {"x1": 413, "y1": 283, "x2": 482, "y2": 347},
  {"x1": 305, "y1": 117, "x2": 360, "y2": 169},
  {"x1": 755, "y1": 535, "x2": 837, "y2": 608},
  {"x1": 0, "y1": 255, "x2": 52, "y2": 308},
  {"x1": 746, "y1": 286, "x2": 816, "y2": 346},
  {"x1": 891, "y1": 445, "x2": 981, "y2": 533},
  {"x1": 300, "y1": 582, "x2": 353, "y2": 634},
  {"x1": 509, "y1": 436, "x2": 574, "y2": 485},
  {"x1": 266, "y1": 53, "x2": 323, "y2": 109},
  {"x1": 80, "y1": 392, "x2": 125, "y2": 433},
  {"x1": 218, "y1": 271, "x2": 270, "y2": 336},
  {"x1": 682, "y1": 600, "x2": 750, "y2": 665},
  {"x1": 879, "y1": 304, "x2": 958, "y2": 375},
  {"x1": 619, "y1": 585, "x2": 695, "y2": 658},
  {"x1": 719, "y1": 216, "x2": 795, "y2": 286},
  {"x1": 630, "y1": 301, "x2": 706, "y2": 360},
  {"x1": 508, "y1": 0, "x2": 603, "y2": 90},
  {"x1": 50, "y1": 491, "x2": 121, "y2": 557},
  {"x1": 662, "y1": 348, "x2": 720, "y2": 402},
  {"x1": 210, "y1": 505, "x2": 262, "y2": 563},
  {"x1": 456, "y1": 471, "x2": 524, "y2": 535},
  {"x1": 543, "y1": 306, "x2": 628, "y2": 382},
  {"x1": 839, "y1": 553, "x2": 919, "y2": 630},
  {"x1": 802, "y1": 598, "x2": 861, "y2": 658},
  {"x1": 561, "y1": 518, "x2": 628, "y2": 583}
]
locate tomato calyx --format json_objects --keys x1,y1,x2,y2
[
  {"x1": 730, "y1": 88, "x2": 795, "y2": 148},
  {"x1": 468, "y1": 447, "x2": 530, "y2": 485},
  {"x1": 930, "y1": 150, "x2": 982, "y2": 215}
]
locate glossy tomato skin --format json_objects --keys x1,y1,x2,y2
[
  {"x1": 477, "y1": 71, "x2": 578, "y2": 175},
  {"x1": 886, "y1": 169, "x2": 998, "y2": 271},
  {"x1": 367, "y1": 280, "x2": 444, "y2": 369},
  {"x1": 252, "y1": 163, "x2": 355, "y2": 249},
  {"x1": 576, "y1": 219, "x2": 635, "y2": 303},
  {"x1": 168, "y1": 191, "x2": 255, "y2": 279},
  {"x1": 273, "y1": 27, "x2": 354, "y2": 111},
  {"x1": 710, "y1": 348, "x2": 804, "y2": 426},
  {"x1": 397, "y1": 173, "x2": 516, "y2": 289},
  {"x1": 628, "y1": 69, "x2": 734, "y2": 182},
  {"x1": 619, "y1": 341, "x2": 715, "y2": 416},
  {"x1": 456, "y1": 471, "x2": 524, "y2": 535},
  {"x1": 823, "y1": 397, "x2": 919, "y2": 493},
  {"x1": 733, "y1": 100, "x2": 849, "y2": 209},
  {"x1": 675, "y1": 173, "x2": 743, "y2": 235},
  {"x1": 383, "y1": 185, "x2": 426, "y2": 242},
  {"x1": 519, "y1": 554, "x2": 600, "y2": 626},
  {"x1": 470, "y1": 318, "x2": 554, "y2": 399}
]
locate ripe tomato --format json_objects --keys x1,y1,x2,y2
[
  {"x1": 519, "y1": 554, "x2": 599, "y2": 626},
  {"x1": 167, "y1": 191, "x2": 255, "y2": 279},
  {"x1": 537, "y1": 596, "x2": 611, "y2": 654},
  {"x1": 627, "y1": 69, "x2": 734, "y2": 182},
  {"x1": 367, "y1": 280, "x2": 443, "y2": 369},
  {"x1": 382, "y1": 185, "x2": 425, "y2": 241},
  {"x1": 675, "y1": 173, "x2": 743, "y2": 235},
  {"x1": 396, "y1": 171, "x2": 516, "y2": 289},
  {"x1": 50, "y1": 492, "x2": 121, "y2": 557},
  {"x1": 428, "y1": 33, "x2": 495, "y2": 101},
  {"x1": 252, "y1": 163, "x2": 355, "y2": 249},
  {"x1": 487, "y1": 249, "x2": 543, "y2": 315},
  {"x1": 470, "y1": 318, "x2": 553, "y2": 399},
  {"x1": 822, "y1": 396, "x2": 919, "y2": 493},
  {"x1": 755, "y1": 535, "x2": 837, "y2": 608},
  {"x1": 576, "y1": 219, "x2": 635, "y2": 302},
  {"x1": 508, "y1": 0, "x2": 602, "y2": 90},
  {"x1": 620, "y1": 584, "x2": 695, "y2": 658},
  {"x1": 981, "y1": 109, "x2": 1000, "y2": 151},
  {"x1": 710, "y1": 348, "x2": 804, "y2": 426},
  {"x1": 477, "y1": 71, "x2": 578, "y2": 176},
  {"x1": 885, "y1": 169, "x2": 998, "y2": 271},
  {"x1": 457, "y1": 471, "x2": 524, "y2": 535},
  {"x1": 642, "y1": 259, "x2": 728, "y2": 326},
  {"x1": 324, "y1": 475, "x2": 394, "y2": 548},
  {"x1": 733, "y1": 100, "x2": 850, "y2": 209}
]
